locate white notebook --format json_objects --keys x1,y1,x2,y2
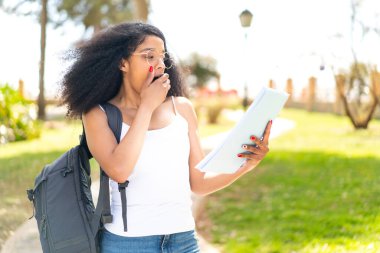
[{"x1": 196, "y1": 87, "x2": 289, "y2": 174}]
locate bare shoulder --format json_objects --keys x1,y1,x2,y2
[
  {"x1": 174, "y1": 97, "x2": 196, "y2": 116},
  {"x1": 82, "y1": 105, "x2": 108, "y2": 128},
  {"x1": 173, "y1": 96, "x2": 198, "y2": 127}
]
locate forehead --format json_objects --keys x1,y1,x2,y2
[{"x1": 135, "y1": 35, "x2": 165, "y2": 53}]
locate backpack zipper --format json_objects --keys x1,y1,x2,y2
[
  {"x1": 40, "y1": 215, "x2": 47, "y2": 238},
  {"x1": 40, "y1": 182, "x2": 54, "y2": 250}
]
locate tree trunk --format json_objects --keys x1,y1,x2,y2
[
  {"x1": 133, "y1": 0, "x2": 149, "y2": 22},
  {"x1": 336, "y1": 75, "x2": 357, "y2": 127},
  {"x1": 37, "y1": 0, "x2": 47, "y2": 120},
  {"x1": 336, "y1": 74, "x2": 378, "y2": 129}
]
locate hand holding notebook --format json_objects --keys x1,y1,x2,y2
[{"x1": 196, "y1": 87, "x2": 289, "y2": 174}]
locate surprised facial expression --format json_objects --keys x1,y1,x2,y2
[{"x1": 120, "y1": 36, "x2": 167, "y2": 93}]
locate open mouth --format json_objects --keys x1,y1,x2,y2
[{"x1": 152, "y1": 74, "x2": 164, "y2": 83}]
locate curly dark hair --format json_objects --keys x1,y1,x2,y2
[{"x1": 59, "y1": 22, "x2": 188, "y2": 118}]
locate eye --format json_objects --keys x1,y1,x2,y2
[{"x1": 147, "y1": 51, "x2": 155, "y2": 60}]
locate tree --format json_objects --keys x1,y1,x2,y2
[
  {"x1": 38, "y1": 0, "x2": 48, "y2": 120},
  {"x1": 1, "y1": 0, "x2": 49, "y2": 119},
  {"x1": 55, "y1": 0, "x2": 150, "y2": 33},
  {"x1": 1, "y1": 0, "x2": 150, "y2": 120},
  {"x1": 336, "y1": 63, "x2": 378, "y2": 129},
  {"x1": 333, "y1": 0, "x2": 380, "y2": 129},
  {"x1": 132, "y1": 0, "x2": 149, "y2": 22},
  {"x1": 180, "y1": 52, "x2": 219, "y2": 90}
]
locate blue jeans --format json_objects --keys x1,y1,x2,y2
[{"x1": 100, "y1": 229, "x2": 200, "y2": 253}]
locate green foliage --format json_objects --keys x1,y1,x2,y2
[
  {"x1": 0, "y1": 0, "x2": 137, "y2": 31},
  {"x1": 0, "y1": 84, "x2": 41, "y2": 143},
  {"x1": 56, "y1": 0, "x2": 134, "y2": 31},
  {"x1": 204, "y1": 109, "x2": 380, "y2": 252},
  {"x1": 181, "y1": 53, "x2": 219, "y2": 89},
  {"x1": 193, "y1": 96, "x2": 240, "y2": 124},
  {"x1": 206, "y1": 102, "x2": 223, "y2": 124}
]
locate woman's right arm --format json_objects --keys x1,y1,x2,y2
[
  {"x1": 82, "y1": 104, "x2": 154, "y2": 183},
  {"x1": 82, "y1": 71, "x2": 170, "y2": 183}
]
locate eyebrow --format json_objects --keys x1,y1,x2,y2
[{"x1": 138, "y1": 48, "x2": 166, "y2": 53}]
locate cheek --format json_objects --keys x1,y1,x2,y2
[{"x1": 130, "y1": 67, "x2": 149, "y2": 90}]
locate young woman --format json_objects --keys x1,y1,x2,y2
[{"x1": 59, "y1": 22, "x2": 271, "y2": 253}]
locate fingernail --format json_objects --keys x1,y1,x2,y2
[
  {"x1": 250, "y1": 136, "x2": 256, "y2": 141},
  {"x1": 270, "y1": 120, "x2": 273, "y2": 124},
  {"x1": 242, "y1": 145, "x2": 247, "y2": 149},
  {"x1": 237, "y1": 154, "x2": 243, "y2": 157},
  {"x1": 149, "y1": 66, "x2": 153, "y2": 72}
]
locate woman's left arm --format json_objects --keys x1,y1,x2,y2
[{"x1": 176, "y1": 97, "x2": 271, "y2": 196}]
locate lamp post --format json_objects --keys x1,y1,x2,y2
[{"x1": 239, "y1": 9, "x2": 253, "y2": 111}]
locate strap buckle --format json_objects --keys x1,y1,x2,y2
[
  {"x1": 118, "y1": 180, "x2": 129, "y2": 192},
  {"x1": 101, "y1": 214, "x2": 113, "y2": 224}
]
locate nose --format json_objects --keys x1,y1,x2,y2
[{"x1": 156, "y1": 57, "x2": 166, "y2": 70}]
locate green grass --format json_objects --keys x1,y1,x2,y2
[
  {"x1": 203, "y1": 108, "x2": 380, "y2": 253},
  {"x1": 0, "y1": 120, "x2": 102, "y2": 247},
  {"x1": 198, "y1": 113, "x2": 236, "y2": 138},
  {"x1": 0, "y1": 111, "x2": 231, "y2": 248},
  {"x1": 3, "y1": 108, "x2": 379, "y2": 252}
]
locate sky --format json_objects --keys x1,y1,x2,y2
[{"x1": 0, "y1": 0, "x2": 379, "y2": 100}]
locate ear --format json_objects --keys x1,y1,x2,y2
[{"x1": 119, "y1": 58, "x2": 129, "y2": 72}]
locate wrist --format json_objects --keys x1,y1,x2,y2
[{"x1": 139, "y1": 102, "x2": 155, "y2": 115}]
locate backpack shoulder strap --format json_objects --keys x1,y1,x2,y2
[
  {"x1": 94, "y1": 103, "x2": 129, "y2": 231},
  {"x1": 80, "y1": 103, "x2": 122, "y2": 157},
  {"x1": 95, "y1": 102, "x2": 122, "y2": 223},
  {"x1": 79, "y1": 124, "x2": 92, "y2": 159},
  {"x1": 100, "y1": 103, "x2": 129, "y2": 231},
  {"x1": 99, "y1": 103, "x2": 123, "y2": 143}
]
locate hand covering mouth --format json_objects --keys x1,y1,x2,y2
[{"x1": 152, "y1": 74, "x2": 164, "y2": 82}]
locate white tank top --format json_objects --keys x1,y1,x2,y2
[{"x1": 103, "y1": 97, "x2": 195, "y2": 236}]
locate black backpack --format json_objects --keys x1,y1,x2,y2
[{"x1": 27, "y1": 103, "x2": 129, "y2": 253}]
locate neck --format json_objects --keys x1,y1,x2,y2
[{"x1": 115, "y1": 81, "x2": 141, "y2": 110}]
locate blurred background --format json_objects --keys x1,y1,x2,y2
[
  {"x1": 1, "y1": 0, "x2": 380, "y2": 252},
  {"x1": 1, "y1": 0, "x2": 379, "y2": 100}
]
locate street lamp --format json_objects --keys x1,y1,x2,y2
[
  {"x1": 239, "y1": 9, "x2": 253, "y2": 110},
  {"x1": 240, "y1": 9, "x2": 253, "y2": 29}
]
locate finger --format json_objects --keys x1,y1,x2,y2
[
  {"x1": 249, "y1": 136, "x2": 265, "y2": 149},
  {"x1": 143, "y1": 66, "x2": 155, "y2": 88},
  {"x1": 159, "y1": 73, "x2": 169, "y2": 83},
  {"x1": 162, "y1": 79, "x2": 171, "y2": 88},
  {"x1": 242, "y1": 143, "x2": 267, "y2": 153},
  {"x1": 262, "y1": 120, "x2": 272, "y2": 145},
  {"x1": 237, "y1": 152, "x2": 264, "y2": 160}
]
